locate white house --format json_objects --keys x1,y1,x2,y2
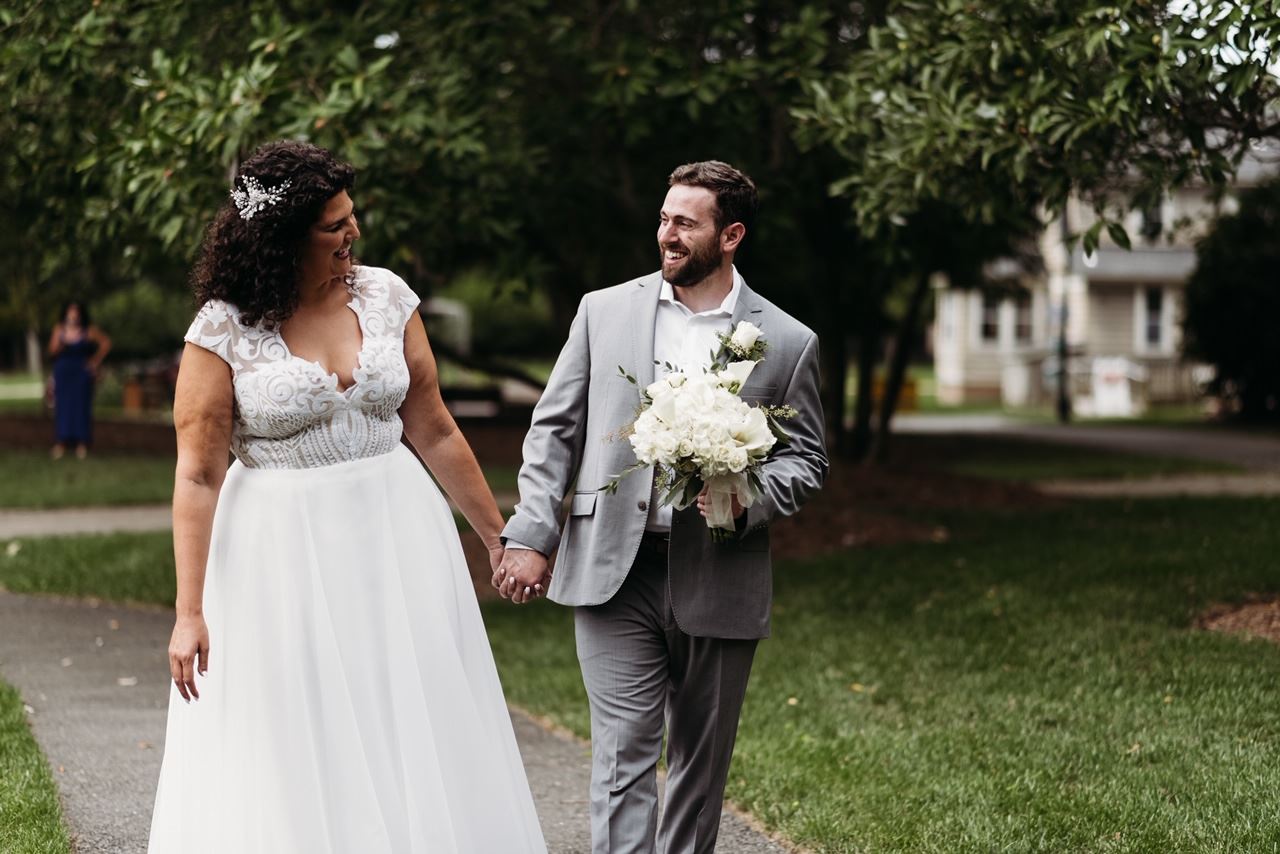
[{"x1": 933, "y1": 152, "x2": 1278, "y2": 413}]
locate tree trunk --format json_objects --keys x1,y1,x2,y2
[
  {"x1": 25, "y1": 326, "x2": 42, "y2": 375},
  {"x1": 871, "y1": 272, "x2": 930, "y2": 463},
  {"x1": 851, "y1": 330, "x2": 878, "y2": 461},
  {"x1": 819, "y1": 327, "x2": 849, "y2": 455}
]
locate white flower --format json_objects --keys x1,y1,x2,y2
[
  {"x1": 716, "y1": 360, "x2": 756, "y2": 391},
  {"x1": 646, "y1": 371, "x2": 687, "y2": 400},
  {"x1": 732, "y1": 406, "x2": 775, "y2": 455},
  {"x1": 730, "y1": 321, "x2": 763, "y2": 352}
]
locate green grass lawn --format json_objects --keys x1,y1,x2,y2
[
  {"x1": 907, "y1": 436, "x2": 1240, "y2": 482},
  {"x1": 0, "y1": 680, "x2": 71, "y2": 854},
  {"x1": 0, "y1": 450, "x2": 519, "y2": 511},
  {"x1": 482, "y1": 498, "x2": 1280, "y2": 852},
  {"x1": 6, "y1": 499, "x2": 1280, "y2": 851},
  {"x1": 0, "y1": 451, "x2": 177, "y2": 509},
  {"x1": 0, "y1": 533, "x2": 176, "y2": 605}
]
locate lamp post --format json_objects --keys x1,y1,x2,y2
[{"x1": 1056, "y1": 298, "x2": 1071, "y2": 423}]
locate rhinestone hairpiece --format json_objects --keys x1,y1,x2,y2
[{"x1": 230, "y1": 176, "x2": 291, "y2": 221}]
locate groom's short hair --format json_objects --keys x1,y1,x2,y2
[{"x1": 668, "y1": 161, "x2": 758, "y2": 237}]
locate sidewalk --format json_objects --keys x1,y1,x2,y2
[
  {"x1": 1036, "y1": 472, "x2": 1280, "y2": 498},
  {"x1": 0, "y1": 591, "x2": 790, "y2": 854},
  {"x1": 894, "y1": 414, "x2": 1280, "y2": 472},
  {"x1": 0, "y1": 492, "x2": 521, "y2": 540}
]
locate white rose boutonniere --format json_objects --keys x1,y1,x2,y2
[{"x1": 729, "y1": 321, "x2": 763, "y2": 355}]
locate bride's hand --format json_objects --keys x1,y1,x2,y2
[
  {"x1": 168, "y1": 614, "x2": 210, "y2": 702},
  {"x1": 487, "y1": 541, "x2": 505, "y2": 575}
]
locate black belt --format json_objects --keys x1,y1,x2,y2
[{"x1": 638, "y1": 531, "x2": 670, "y2": 556}]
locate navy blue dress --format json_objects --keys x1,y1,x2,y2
[{"x1": 52, "y1": 334, "x2": 98, "y2": 446}]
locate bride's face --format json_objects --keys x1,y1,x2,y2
[{"x1": 297, "y1": 191, "x2": 360, "y2": 288}]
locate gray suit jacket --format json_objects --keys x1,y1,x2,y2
[{"x1": 501, "y1": 272, "x2": 828, "y2": 639}]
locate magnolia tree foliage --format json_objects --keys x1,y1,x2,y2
[
  {"x1": 2, "y1": 0, "x2": 557, "y2": 334},
  {"x1": 5, "y1": 0, "x2": 1277, "y2": 451},
  {"x1": 795, "y1": 0, "x2": 1280, "y2": 247},
  {"x1": 3, "y1": 0, "x2": 889, "y2": 445}
]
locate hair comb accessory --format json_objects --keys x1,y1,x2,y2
[{"x1": 231, "y1": 176, "x2": 291, "y2": 220}]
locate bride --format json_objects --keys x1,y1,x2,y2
[{"x1": 148, "y1": 140, "x2": 547, "y2": 853}]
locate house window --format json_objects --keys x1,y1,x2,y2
[
  {"x1": 1014, "y1": 291, "x2": 1033, "y2": 343},
  {"x1": 1145, "y1": 287, "x2": 1164, "y2": 348},
  {"x1": 980, "y1": 292, "x2": 1000, "y2": 343}
]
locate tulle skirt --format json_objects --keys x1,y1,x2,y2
[{"x1": 148, "y1": 444, "x2": 546, "y2": 853}]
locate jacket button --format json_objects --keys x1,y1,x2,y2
[{"x1": 638, "y1": 500, "x2": 648, "y2": 512}]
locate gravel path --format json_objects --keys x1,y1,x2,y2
[{"x1": 0, "y1": 591, "x2": 791, "y2": 854}]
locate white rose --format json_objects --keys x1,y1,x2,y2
[
  {"x1": 730, "y1": 321, "x2": 763, "y2": 352},
  {"x1": 646, "y1": 371, "x2": 688, "y2": 400},
  {"x1": 727, "y1": 447, "x2": 750, "y2": 472}
]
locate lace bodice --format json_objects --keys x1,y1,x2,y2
[{"x1": 184, "y1": 266, "x2": 421, "y2": 469}]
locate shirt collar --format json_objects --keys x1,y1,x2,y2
[{"x1": 659, "y1": 266, "x2": 743, "y2": 317}]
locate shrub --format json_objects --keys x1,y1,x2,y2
[{"x1": 1184, "y1": 178, "x2": 1280, "y2": 419}]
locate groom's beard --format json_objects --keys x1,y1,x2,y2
[{"x1": 659, "y1": 238, "x2": 722, "y2": 287}]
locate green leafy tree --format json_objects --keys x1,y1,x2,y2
[
  {"x1": 3, "y1": 1, "x2": 546, "y2": 309},
  {"x1": 7, "y1": 0, "x2": 890, "y2": 449},
  {"x1": 1184, "y1": 176, "x2": 1280, "y2": 419},
  {"x1": 795, "y1": 0, "x2": 1280, "y2": 426},
  {"x1": 798, "y1": 0, "x2": 1280, "y2": 240}
]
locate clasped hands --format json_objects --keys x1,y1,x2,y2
[
  {"x1": 489, "y1": 488, "x2": 743, "y2": 606},
  {"x1": 490, "y1": 543, "x2": 550, "y2": 605}
]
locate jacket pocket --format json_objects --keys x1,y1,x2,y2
[
  {"x1": 740, "y1": 384, "x2": 778, "y2": 403},
  {"x1": 569, "y1": 491, "x2": 598, "y2": 517}
]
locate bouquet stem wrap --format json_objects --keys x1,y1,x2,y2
[{"x1": 702, "y1": 472, "x2": 756, "y2": 533}]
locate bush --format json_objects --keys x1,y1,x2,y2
[
  {"x1": 1184, "y1": 178, "x2": 1280, "y2": 419},
  {"x1": 92, "y1": 279, "x2": 194, "y2": 362},
  {"x1": 432, "y1": 270, "x2": 557, "y2": 358}
]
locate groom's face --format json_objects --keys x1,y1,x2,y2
[{"x1": 657, "y1": 185, "x2": 724, "y2": 288}]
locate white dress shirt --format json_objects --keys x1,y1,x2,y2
[{"x1": 508, "y1": 267, "x2": 743, "y2": 550}]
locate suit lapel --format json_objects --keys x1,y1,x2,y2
[
  {"x1": 730, "y1": 277, "x2": 766, "y2": 335},
  {"x1": 629, "y1": 272, "x2": 663, "y2": 387}
]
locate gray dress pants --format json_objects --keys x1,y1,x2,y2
[{"x1": 574, "y1": 541, "x2": 758, "y2": 854}]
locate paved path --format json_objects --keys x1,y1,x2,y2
[
  {"x1": 894, "y1": 414, "x2": 1280, "y2": 472},
  {"x1": 0, "y1": 492, "x2": 522, "y2": 540},
  {"x1": 1037, "y1": 472, "x2": 1280, "y2": 498},
  {"x1": 0, "y1": 592, "x2": 790, "y2": 853},
  {"x1": 0, "y1": 506, "x2": 173, "y2": 539}
]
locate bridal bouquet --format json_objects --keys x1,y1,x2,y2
[{"x1": 603, "y1": 322, "x2": 797, "y2": 537}]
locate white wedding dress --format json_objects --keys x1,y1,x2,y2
[{"x1": 148, "y1": 266, "x2": 547, "y2": 853}]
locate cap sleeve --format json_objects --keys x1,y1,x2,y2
[
  {"x1": 356, "y1": 267, "x2": 421, "y2": 334},
  {"x1": 385, "y1": 270, "x2": 421, "y2": 331},
  {"x1": 183, "y1": 300, "x2": 238, "y2": 367}
]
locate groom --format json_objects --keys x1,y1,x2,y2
[{"x1": 497, "y1": 161, "x2": 827, "y2": 854}]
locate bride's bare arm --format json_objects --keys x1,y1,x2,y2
[
  {"x1": 398, "y1": 312, "x2": 508, "y2": 568},
  {"x1": 170, "y1": 343, "x2": 234, "y2": 700}
]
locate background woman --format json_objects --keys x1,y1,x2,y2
[{"x1": 47, "y1": 300, "x2": 111, "y2": 459}]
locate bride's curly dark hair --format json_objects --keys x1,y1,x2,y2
[{"x1": 192, "y1": 140, "x2": 356, "y2": 328}]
